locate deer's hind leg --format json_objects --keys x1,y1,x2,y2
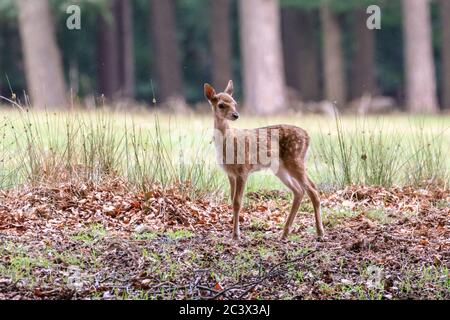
[
  {"x1": 285, "y1": 164, "x2": 325, "y2": 238},
  {"x1": 276, "y1": 166, "x2": 305, "y2": 239}
]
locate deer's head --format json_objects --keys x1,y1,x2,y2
[{"x1": 204, "y1": 81, "x2": 239, "y2": 121}]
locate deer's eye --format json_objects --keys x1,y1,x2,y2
[{"x1": 218, "y1": 103, "x2": 225, "y2": 109}]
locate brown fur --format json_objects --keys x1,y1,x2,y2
[{"x1": 204, "y1": 81, "x2": 324, "y2": 240}]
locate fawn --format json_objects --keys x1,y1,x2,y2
[{"x1": 204, "y1": 81, "x2": 325, "y2": 240}]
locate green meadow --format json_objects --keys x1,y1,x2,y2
[{"x1": 1, "y1": 109, "x2": 448, "y2": 196}]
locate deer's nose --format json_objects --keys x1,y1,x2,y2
[{"x1": 232, "y1": 112, "x2": 240, "y2": 120}]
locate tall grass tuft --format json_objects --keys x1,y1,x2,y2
[
  {"x1": 404, "y1": 124, "x2": 448, "y2": 186},
  {"x1": 312, "y1": 116, "x2": 449, "y2": 189},
  {"x1": 0, "y1": 107, "x2": 448, "y2": 197}
]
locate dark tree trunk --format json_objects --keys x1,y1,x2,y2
[
  {"x1": 441, "y1": 0, "x2": 450, "y2": 109},
  {"x1": 2, "y1": 21, "x2": 23, "y2": 97},
  {"x1": 281, "y1": 9, "x2": 300, "y2": 91},
  {"x1": 96, "y1": 0, "x2": 120, "y2": 100},
  {"x1": 239, "y1": 0, "x2": 287, "y2": 114},
  {"x1": 320, "y1": 5, "x2": 346, "y2": 108},
  {"x1": 281, "y1": 8, "x2": 320, "y2": 101},
  {"x1": 149, "y1": 0, "x2": 184, "y2": 103},
  {"x1": 210, "y1": 0, "x2": 233, "y2": 90},
  {"x1": 402, "y1": 0, "x2": 438, "y2": 113},
  {"x1": 351, "y1": 8, "x2": 377, "y2": 99},
  {"x1": 116, "y1": 0, "x2": 135, "y2": 99},
  {"x1": 17, "y1": 0, "x2": 67, "y2": 108}
]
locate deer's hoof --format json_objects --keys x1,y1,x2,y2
[
  {"x1": 316, "y1": 227, "x2": 325, "y2": 237},
  {"x1": 281, "y1": 229, "x2": 290, "y2": 240},
  {"x1": 316, "y1": 233, "x2": 327, "y2": 242}
]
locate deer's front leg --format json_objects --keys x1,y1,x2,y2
[
  {"x1": 232, "y1": 175, "x2": 247, "y2": 240},
  {"x1": 228, "y1": 175, "x2": 236, "y2": 203}
]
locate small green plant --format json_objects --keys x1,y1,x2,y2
[
  {"x1": 250, "y1": 218, "x2": 269, "y2": 231},
  {"x1": 299, "y1": 202, "x2": 313, "y2": 213},
  {"x1": 165, "y1": 229, "x2": 194, "y2": 240},
  {"x1": 364, "y1": 208, "x2": 392, "y2": 224},
  {"x1": 287, "y1": 234, "x2": 302, "y2": 242},
  {"x1": 132, "y1": 231, "x2": 158, "y2": 241},
  {"x1": 322, "y1": 206, "x2": 355, "y2": 227},
  {"x1": 70, "y1": 224, "x2": 108, "y2": 243},
  {"x1": 0, "y1": 242, "x2": 53, "y2": 285}
]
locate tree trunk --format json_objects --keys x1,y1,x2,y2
[
  {"x1": 239, "y1": 0, "x2": 287, "y2": 114},
  {"x1": 281, "y1": 8, "x2": 320, "y2": 101},
  {"x1": 402, "y1": 0, "x2": 438, "y2": 113},
  {"x1": 96, "y1": 1, "x2": 120, "y2": 100},
  {"x1": 351, "y1": 8, "x2": 377, "y2": 99},
  {"x1": 116, "y1": 0, "x2": 135, "y2": 99},
  {"x1": 1, "y1": 21, "x2": 23, "y2": 98},
  {"x1": 320, "y1": 5, "x2": 346, "y2": 108},
  {"x1": 149, "y1": 0, "x2": 184, "y2": 103},
  {"x1": 17, "y1": 0, "x2": 67, "y2": 108},
  {"x1": 210, "y1": 0, "x2": 233, "y2": 90},
  {"x1": 281, "y1": 9, "x2": 300, "y2": 92},
  {"x1": 441, "y1": 0, "x2": 450, "y2": 109}
]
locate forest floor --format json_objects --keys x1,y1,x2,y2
[{"x1": 0, "y1": 179, "x2": 449, "y2": 300}]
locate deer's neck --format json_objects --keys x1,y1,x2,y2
[{"x1": 214, "y1": 117, "x2": 229, "y2": 135}]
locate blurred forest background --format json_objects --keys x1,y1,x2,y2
[{"x1": 0, "y1": 0, "x2": 449, "y2": 114}]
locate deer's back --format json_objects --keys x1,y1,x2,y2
[
  {"x1": 261, "y1": 124, "x2": 310, "y2": 161},
  {"x1": 215, "y1": 124, "x2": 310, "y2": 175}
]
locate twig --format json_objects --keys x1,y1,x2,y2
[
  {"x1": 383, "y1": 233, "x2": 419, "y2": 244},
  {"x1": 0, "y1": 95, "x2": 25, "y2": 111},
  {"x1": 208, "y1": 249, "x2": 317, "y2": 300},
  {"x1": 237, "y1": 270, "x2": 283, "y2": 300},
  {"x1": 0, "y1": 279, "x2": 22, "y2": 292},
  {"x1": 237, "y1": 250, "x2": 317, "y2": 299},
  {"x1": 195, "y1": 285, "x2": 220, "y2": 294}
]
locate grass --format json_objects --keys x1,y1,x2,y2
[
  {"x1": 69, "y1": 224, "x2": 108, "y2": 243},
  {"x1": 0, "y1": 108, "x2": 448, "y2": 197},
  {"x1": 2, "y1": 230, "x2": 448, "y2": 300},
  {"x1": 132, "y1": 231, "x2": 158, "y2": 241},
  {"x1": 322, "y1": 206, "x2": 355, "y2": 227},
  {"x1": 164, "y1": 230, "x2": 194, "y2": 240},
  {"x1": 0, "y1": 184, "x2": 447, "y2": 300},
  {"x1": 0, "y1": 242, "x2": 54, "y2": 284},
  {"x1": 0, "y1": 107, "x2": 448, "y2": 300},
  {"x1": 364, "y1": 208, "x2": 393, "y2": 224}
]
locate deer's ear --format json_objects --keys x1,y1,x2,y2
[
  {"x1": 225, "y1": 80, "x2": 234, "y2": 96},
  {"x1": 204, "y1": 83, "x2": 216, "y2": 101}
]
